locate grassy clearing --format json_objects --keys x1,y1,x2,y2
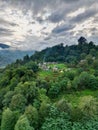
[
  {"x1": 38, "y1": 70, "x2": 62, "y2": 81},
  {"x1": 38, "y1": 70, "x2": 53, "y2": 79},
  {"x1": 54, "y1": 89, "x2": 98, "y2": 108},
  {"x1": 38, "y1": 63, "x2": 67, "y2": 79},
  {"x1": 49, "y1": 63, "x2": 67, "y2": 69}
]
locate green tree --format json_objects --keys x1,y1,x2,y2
[
  {"x1": 23, "y1": 55, "x2": 30, "y2": 63},
  {"x1": 10, "y1": 94, "x2": 27, "y2": 112},
  {"x1": 78, "y1": 36, "x2": 87, "y2": 45},
  {"x1": 9, "y1": 77, "x2": 18, "y2": 90},
  {"x1": 75, "y1": 72, "x2": 90, "y2": 89},
  {"x1": 85, "y1": 54, "x2": 93, "y2": 65},
  {"x1": 26, "y1": 61, "x2": 39, "y2": 73},
  {"x1": 25, "y1": 105, "x2": 38, "y2": 128},
  {"x1": 93, "y1": 60, "x2": 98, "y2": 70},
  {"x1": 64, "y1": 71, "x2": 76, "y2": 80},
  {"x1": 56, "y1": 99, "x2": 71, "y2": 114},
  {"x1": 15, "y1": 82, "x2": 38, "y2": 104},
  {"x1": 1, "y1": 108, "x2": 17, "y2": 130},
  {"x1": 90, "y1": 48, "x2": 96, "y2": 56},
  {"x1": 79, "y1": 96, "x2": 98, "y2": 117},
  {"x1": 2, "y1": 91, "x2": 14, "y2": 108},
  {"x1": 14, "y1": 115, "x2": 34, "y2": 130},
  {"x1": 48, "y1": 85, "x2": 60, "y2": 98},
  {"x1": 80, "y1": 53, "x2": 86, "y2": 60},
  {"x1": 39, "y1": 102, "x2": 50, "y2": 124}
]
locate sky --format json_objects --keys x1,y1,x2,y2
[{"x1": 0, "y1": 0, "x2": 98, "y2": 50}]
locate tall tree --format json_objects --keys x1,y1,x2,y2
[
  {"x1": 14, "y1": 115, "x2": 34, "y2": 130},
  {"x1": 1, "y1": 108, "x2": 17, "y2": 130}
]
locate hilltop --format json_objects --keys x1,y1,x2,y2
[{"x1": 30, "y1": 37, "x2": 98, "y2": 64}]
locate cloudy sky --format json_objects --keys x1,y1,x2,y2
[{"x1": 0, "y1": 0, "x2": 98, "y2": 50}]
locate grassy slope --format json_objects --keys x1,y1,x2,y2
[
  {"x1": 55, "y1": 89, "x2": 98, "y2": 107},
  {"x1": 37, "y1": 63, "x2": 98, "y2": 109}
]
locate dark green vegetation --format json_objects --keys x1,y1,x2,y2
[
  {"x1": 0, "y1": 37, "x2": 98, "y2": 130},
  {"x1": 31, "y1": 36, "x2": 98, "y2": 64}
]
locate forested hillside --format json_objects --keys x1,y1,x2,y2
[
  {"x1": 30, "y1": 37, "x2": 98, "y2": 64},
  {"x1": 0, "y1": 37, "x2": 98, "y2": 130}
]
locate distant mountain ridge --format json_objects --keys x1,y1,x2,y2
[
  {"x1": 0, "y1": 49, "x2": 34, "y2": 68},
  {"x1": 0, "y1": 43, "x2": 10, "y2": 49}
]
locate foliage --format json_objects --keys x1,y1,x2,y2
[
  {"x1": 25, "y1": 105, "x2": 38, "y2": 128},
  {"x1": 1, "y1": 108, "x2": 17, "y2": 130},
  {"x1": 14, "y1": 115, "x2": 34, "y2": 130},
  {"x1": 9, "y1": 94, "x2": 27, "y2": 112},
  {"x1": 41, "y1": 106, "x2": 71, "y2": 130},
  {"x1": 72, "y1": 72, "x2": 98, "y2": 90},
  {"x1": 15, "y1": 82, "x2": 39, "y2": 105},
  {"x1": 79, "y1": 96, "x2": 98, "y2": 117}
]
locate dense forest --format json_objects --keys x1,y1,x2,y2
[
  {"x1": 0, "y1": 37, "x2": 98, "y2": 130},
  {"x1": 30, "y1": 36, "x2": 98, "y2": 64}
]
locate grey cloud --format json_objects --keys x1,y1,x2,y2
[
  {"x1": 63, "y1": 0, "x2": 80, "y2": 3},
  {"x1": 71, "y1": 8, "x2": 97, "y2": 23},
  {"x1": 48, "y1": 11, "x2": 65, "y2": 23},
  {"x1": 41, "y1": 32, "x2": 49, "y2": 36},
  {"x1": 52, "y1": 24, "x2": 75, "y2": 34},
  {"x1": 90, "y1": 28, "x2": 98, "y2": 36},
  {"x1": 35, "y1": 16, "x2": 44, "y2": 23},
  {"x1": 93, "y1": 16, "x2": 98, "y2": 23},
  {"x1": 39, "y1": 42, "x2": 48, "y2": 45},
  {"x1": 42, "y1": 27, "x2": 47, "y2": 30},
  {"x1": 44, "y1": 36, "x2": 51, "y2": 41},
  {"x1": 0, "y1": 28, "x2": 13, "y2": 36},
  {"x1": 10, "y1": 23, "x2": 18, "y2": 26},
  {"x1": 0, "y1": 18, "x2": 18, "y2": 26},
  {"x1": 3, "y1": 0, "x2": 97, "y2": 16},
  {"x1": 4, "y1": 0, "x2": 59, "y2": 15},
  {"x1": 90, "y1": 27, "x2": 97, "y2": 32},
  {"x1": 29, "y1": 21, "x2": 36, "y2": 24},
  {"x1": 47, "y1": 1, "x2": 96, "y2": 24},
  {"x1": 3, "y1": 0, "x2": 84, "y2": 18},
  {"x1": 3, "y1": 0, "x2": 97, "y2": 21}
]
